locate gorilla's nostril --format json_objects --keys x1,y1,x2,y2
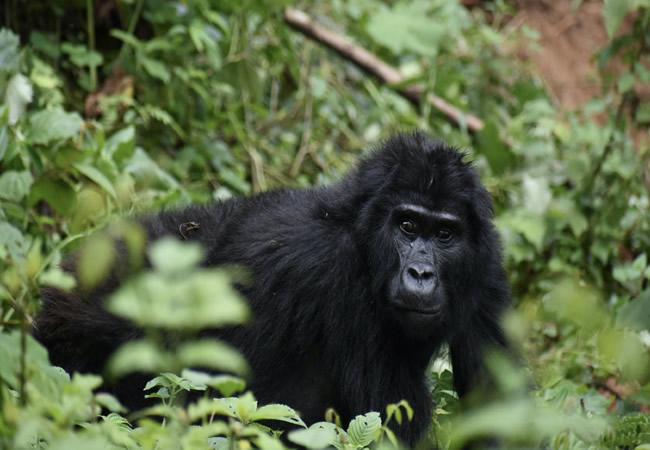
[
  {"x1": 407, "y1": 264, "x2": 434, "y2": 281},
  {"x1": 407, "y1": 267, "x2": 420, "y2": 279}
]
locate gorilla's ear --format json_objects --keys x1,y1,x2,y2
[{"x1": 449, "y1": 263, "x2": 511, "y2": 398}]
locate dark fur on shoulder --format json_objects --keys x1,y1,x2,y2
[{"x1": 35, "y1": 131, "x2": 511, "y2": 446}]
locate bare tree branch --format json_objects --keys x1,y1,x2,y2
[{"x1": 283, "y1": 8, "x2": 485, "y2": 133}]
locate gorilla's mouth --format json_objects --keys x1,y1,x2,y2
[{"x1": 392, "y1": 303, "x2": 441, "y2": 316}]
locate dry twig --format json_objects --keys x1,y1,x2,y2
[{"x1": 283, "y1": 8, "x2": 485, "y2": 133}]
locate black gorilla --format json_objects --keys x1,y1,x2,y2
[{"x1": 35, "y1": 131, "x2": 510, "y2": 446}]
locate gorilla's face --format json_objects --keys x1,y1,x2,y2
[{"x1": 386, "y1": 202, "x2": 466, "y2": 338}]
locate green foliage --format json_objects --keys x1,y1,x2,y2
[
  {"x1": 288, "y1": 406, "x2": 409, "y2": 449},
  {"x1": 0, "y1": 0, "x2": 649, "y2": 448}
]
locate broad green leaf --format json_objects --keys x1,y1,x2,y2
[
  {"x1": 476, "y1": 120, "x2": 514, "y2": 175},
  {"x1": 178, "y1": 340, "x2": 249, "y2": 375},
  {"x1": 28, "y1": 178, "x2": 77, "y2": 217},
  {"x1": 27, "y1": 109, "x2": 83, "y2": 144},
  {"x1": 616, "y1": 289, "x2": 650, "y2": 331},
  {"x1": 289, "y1": 423, "x2": 339, "y2": 449},
  {"x1": 29, "y1": 31, "x2": 60, "y2": 59},
  {"x1": 104, "y1": 126, "x2": 136, "y2": 163},
  {"x1": 613, "y1": 253, "x2": 647, "y2": 285},
  {"x1": 602, "y1": 0, "x2": 637, "y2": 38},
  {"x1": 0, "y1": 220, "x2": 28, "y2": 260},
  {"x1": 522, "y1": 175, "x2": 552, "y2": 215},
  {"x1": 0, "y1": 170, "x2": 33, "y2": 201},
  {"x1": 148, "y1": 237, "x2": 203, "y2": 274},
  {"x1": 636, "y1": 101, "x2": 650, "y2": 123},
  {"x1": 108, "y1": 270, "x2": 249, "y2": 329},
  {"x1": 181, "y1": 369, "x2": 246, "y2": 397},
  {"x1": 636, "y1": 62, "x2": 650, "y2": 83},
  {"x1": 597, "y1": 329, "x2": 650, "y2": 381},
  {"x1": 141, "y1": 56, "x2": 171, "y2": 83},
  {"x1": 189, "y1": 20, "x2": 206, "y2": 52},
  {"x1": 39, "y1": 267, "x2": 76, "y2": 291},
  {"x1": 250, "y1": 404, "x2": 306, "y2": 427},
  {"x1": 545, "y1": 278, "x2": 606, "y2": 330},
  {"x1": 110, "y1": 29, "x2": 142, "y2": 48},
  {"x1": 0, "y1": 29, "x2": 20, "y2": 72},
  {"x1": 366, "y1": 3, "x2": 447, "y2": 56},
  {"x1": 73, "y1": 162, "x2": 117, "y2": 199},
  {"x1": 617, "y1": 72, "x2": 635, "y2": 93},
  {"x1": 219, "y1": 168, "x2": 251, "y2": 194},
  {"x1": 0, "y1": 126, "x2": 8, "y2": 161},
  {"x1": 94, "y1": 393, "x2": 126, "y2": 413},
  {"x1": 78, "y1": 234, "x2": 116, "y2": 291},
  {"x1": 107, "y1": 339, "x2": 174, "y2": 378},
  {"x1": 498, "y1": 211, "x2": 546, "y2": 250},
  {"x1": 347, "y1": 412, "x2": 382, "y2": 447},
  {"x1": 61, "y1": 42, "x2": 103, "y2": 68},
  {"x1": 5, "y1": 73, "x2": 33, "y2": 124},
  {"x1": 212, "y1": 392, "x2": 259, "y2": 424}
]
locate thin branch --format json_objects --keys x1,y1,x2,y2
[{"x1": 283, "y1": 8, "x2": 484, "y2": 133}]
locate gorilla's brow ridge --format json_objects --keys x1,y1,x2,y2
[{"x1": 394, "y1": 204, "x2": 461, "y2": 224}]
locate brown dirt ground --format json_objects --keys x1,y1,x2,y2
[
  {"x1": 499, "y1": 0, "x2": 649, "y2": 148},
  {"x1": 509, "y1": 0, "x2": 611, "y2": 110}
]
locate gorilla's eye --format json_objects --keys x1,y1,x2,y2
[
  {"x1": 399, "y1": 220, "x2": 417, "y2": 235},
  {"x1": 436, "y1": 228, "x2": 453, "y2": 242}
]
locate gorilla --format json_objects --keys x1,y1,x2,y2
[{"x1": 35, "y1": 131, "x2": 511, "y2": 446}]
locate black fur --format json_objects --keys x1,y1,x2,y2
[{"x1": 35, "y1": 131, "x2": 510, "y2": 446}]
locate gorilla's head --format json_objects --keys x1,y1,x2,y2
[{"x1": 350, "y1": 132, "x2": 501, "y2": 340}]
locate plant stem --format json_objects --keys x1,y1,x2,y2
[
  {"x1": 87, "y1": 0, "x2": 97, "y2": 91},
  {"x1": 118, "y1": 0, "x2": 145, "y2": 61}
]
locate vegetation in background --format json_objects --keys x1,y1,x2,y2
[{"x1": 0, "y1": 0, "x2": 649, "y2": 448}]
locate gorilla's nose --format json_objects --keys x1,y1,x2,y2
[{"x1": 403, "y1": 263, "x2": 437, "y2": 295}]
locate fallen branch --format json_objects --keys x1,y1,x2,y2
[{"x1": 283, "y1": 8, "x2": 484, "y2": 133}]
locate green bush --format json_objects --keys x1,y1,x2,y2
[{"x1": 1, "y1": 0, "x2": 649, "y2": 448}]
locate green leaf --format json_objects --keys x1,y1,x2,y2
[
  {"x1": 616, "y1": 290, "x2": 650, "y2": 331},
  {"x1": 177, "y1": 340, "x2": 249, "y2": 376},
  {"x1": 61, "y1": 42, "x2": 103, "y2": 68},
  {"x1": 602, "y1": 0, "x2": 637, "y2": 38},
  {"x1": 613, "y1": 253, "x2": 647, "y2": 285},
  {"x1": 0, "y1": 220, "x2": 28, "y2": 260},
  {"x1": 110, "y1": 29, "x2": 142, "y2": 49},
  {"x1": 636, "y1": 101, "x2": 650, "y2": 123},
  {"x1": 5, "y1": 73, "x2": 33, "y2": 124},
  {"x1": 27, "y1": 109, "x2": 83, "y2": 144},
  {"x1": 181, "y1": 369, "x2": 246, "y2": 397},
  {"x1": 213, "y1": 392, "x2": 258, "y2": 423},
  {"x1": 29, "y1": 31, "x2": 60, "y2": 59},
  {"x1": 0, "y1": 170, "x2": 33, "y2": 201},
  {"x1": 189, "y1": 20, "x2": 206, "y2": 52},
  {"x1": 78, "y1": 234, "x2": 116, "y2": 291},
  {"x1": 39, "y1": 267, "x2": 76, "y2": 291},
  {"x1": 476, "y1": 120, "x2": 514, "y2": 175},
  {"x1": 141, "y1": 56, "x2": 171, "y2": 83},
  {"x1": 522, "y1": 175, "x2": 552, "y2": 215},
  {"x1": 0, "y1": 29, "x2": 20, "y2": 72},
  {"x1": 367, "y1": 3, "x2": 445, "y2": 56},
  {"x1": 107, "y1": 339, "x2": 174, "y2": 378},
  {"x1": 288, "y1": 423, "x2": 339, "y2": 449},
  {"x1": 28, "y1": 178, "x2": 77, "y2": 216},
  {"x1": 108, "y1": 269, "x2": 249, "y2": 329},
  {"x1": 94, "y1": 393, "x2": 127, "y2": 412},
  {"x1": 347, "y1": 412, "x2": 382, "y2": 447},
  {"x1": 0, "y1": 126, "x2": 8, "y2": 161},
  {"x1": 148, "y1": 237, "x2": 203, "y2": 274},
  {"x1": 104, "y1": 126, "x2": 136, "y2": 164},
  {"x1": 73, "y1": 162, "x2": 117, "y2": 199},
  {"x1": 498, "y1": 210, "x2": 546, "y2": 250},
  {"x1": 250, "y1": 404, "x2": 306, "y2": 427},
  {"x1": 617, "y1": 72, "x2": 635, "y2": 93}
]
